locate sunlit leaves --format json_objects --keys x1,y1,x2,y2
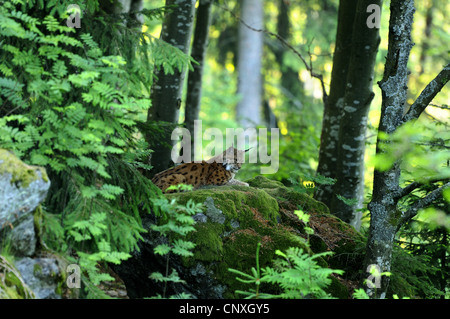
[{"x1": 373, "y1": 121, "x2": 450, "y2": 182}]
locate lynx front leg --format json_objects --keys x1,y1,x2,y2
[{"x1": 226, "y1": 179, "x2": 249, "y2": 187}]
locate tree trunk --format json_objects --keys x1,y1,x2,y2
[
  {"x1": 364, "y1": 0, "x2": 415, "y2": 297},
  {"x1": 184, "y1": 0, "x2": 213, "y2": 161},
  {"x1": 329, "y1": 0, "x2": 382, "y2": 229},
  {"x1": 315, "y1": 0, "x2": 358, "y2": 207},
  {"x1": 146, "y1": 0, "x2": 196, "y2": 174},
  {"x1": 362, "y1": 0, "x2": 450, "y2": 299},
  {"x1": 236, "y1": 0, "x2": 264, "y2": 129}
]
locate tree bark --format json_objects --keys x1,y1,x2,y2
[
  {"x1": 363, "y1": 0, "x2": 414, "y2": 299},
  {"x1": 146, "y1": 0, "x2": 196, "y2": 174},
  {"x1": 315, "y1": 0, "x2": 358, "y2": 207},
  {"x1": 329, "y1": 0, "x2": 382, "y2": 229},
  {"x1": 236, "y1": 0, "x2": 264, "y2": 129},
  {"x1": 184, "y1": 0, "x2": 213, "y2": 161}
]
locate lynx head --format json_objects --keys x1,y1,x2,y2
[
  {"x1": 206, "y1": 146, "x2": 250, "y2": 173},
  {"x1": 222, "y1": 146, "x2": 249, "y2": 173}
]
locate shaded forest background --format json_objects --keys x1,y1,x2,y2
[{"x1": 0, "y1": 0, "x2": 449, "y2": 299}]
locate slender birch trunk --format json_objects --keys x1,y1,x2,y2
[{"x1": 236, "y1": 0, "x2": 264, "y2": 129}]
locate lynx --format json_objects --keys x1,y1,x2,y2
[{"x1": 151, "y1": 147, "x2": 249, "y2": 193}]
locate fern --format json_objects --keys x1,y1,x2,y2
[
  {"x1": 229, "y1": 212, "x2": 344, "y2": 299},
  {"x1": 0, "y1": 77, "x2": 26, "y2": 108},
  {"x1": 149, "y1": 188, "x2": 203, "y2": 298},
  {"x1": 0, "y1": 63, "x2": 14, "y2": 77},
  {"x1": 149, "y1": 37, "x2": 195, "y2": 75},
  {"x1": 262, "y1": 248, "x2": 343, "y2": 299},
  {"x1": 0, "y1": 1, "x2": 191, "y2": 298}
]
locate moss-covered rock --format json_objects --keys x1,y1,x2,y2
[
  {"x1": 0, "y1": 150, "x2": 66, "y2": 299},
  {"x1": 116, "y1": 176, "x2": 365, "y2": 299},
  {"x1": 0, "y1": 149, "x2": 50, "y2": 228},
  {"x1": 164, "y1": 184, "x2": 310, "y2": 297},
  {"x1": 0, "y1": 149, "x2": 48, "y2": 188},
  {"x1": 0, "y1": 254, "x2": 35, "y2": 299}
]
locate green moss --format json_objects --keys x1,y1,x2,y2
[
  {"x1": 246, "y1": 176, "x2": 285, "y2": 189},
  {"x1": 165, "y1": 176, "x2": 365, "y2": 298},
  {"x1": 248, "y1": 176, "x2": 330, "y2": 216},
  {"x1": 33, "y1": 263, "x2": 43, "y2": 276},
  {"x1": 167, "y1": 185, "x2": 279, "y2": 224},
  {"x1": 172, "y1": 185, "x2": 282, "y2": 266},
  {"x1": 0, "y1": 254, "x2": 35, "y2": 299},
  {"x1": 188, "y1": 222, "x2": 224, "y2": 263},
  {"x1": 0, "y1": 149, "x2": 48, "y2": 188},
  {"x1": 326, "y1": 276, "x2": 349, "y2": 299}
]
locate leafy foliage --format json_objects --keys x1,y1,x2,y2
[
  {"x1": 0, "y1": 0, "x2": 192, "y2": 297},
  {"x1": 373, "y1": 121, "x2": 450, "y2": 182},
  {"x1": 149, "y1": 185, "x2": 204, "y2": 298},
  {"x1": 261, "y1": 247, "x2": 343, "y2": 299},
  {"x1": 229, "y1": 211, "x2": 343, "y2": 299},
  {"x1": 372, "y1": 119, "x2": 450, "y2": 298}
]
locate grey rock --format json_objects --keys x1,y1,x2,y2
[
  {"x1": 0, "y1": 163, "x2": 50, "y2": 227},
  {"x1": 203, "y1": 196, "x2": 225, "y2": 224},
  {"x1": 8, "y1": 215, "x2": 37, "y2": 257},
  {"x1": 0, "y1": 150, "x2": 61, "y2": 299},
  {"x1": 0, "y1": 150, "x2": 50, "y2": 258},
  {"x1": 230, "y1": 219, "x2": 240, "y2": 229},
  {"x1": 15, "y1": 257, "x2": 61, "y2": 299},
  {"x1": 193, "y1": 213, "x2": 208, "y2": 223}
]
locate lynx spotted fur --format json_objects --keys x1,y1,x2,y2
[{"x1": 151, "y1": 147, "x2": 249, "y2": 193}]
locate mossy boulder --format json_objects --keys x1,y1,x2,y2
[
  {"x1": 0, "y1": 149, "x2": 66, "y2": 299},
  {"x1": 0, "y1": 149, "x2": 51, "y2": 258},
  {"x1": 116, "y1": 176, "x2": 365, "y2": 299},
  {"x1": 0, "y1": 149, "x2": 50, "y2": 228}
]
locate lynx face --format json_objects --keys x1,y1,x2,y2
[{"x1": 222, "y1": 147, "x2": 246, "y2": 175}]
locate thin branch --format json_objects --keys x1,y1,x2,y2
[
  {"x1": 400, "y1": 181, "x2": 450, "y2": 224},
  {"x1": 394, "y1": 177, "x2": 450, "y2": 200},
  {"x1": 394, "y1": 181, "x2": 421, "y2": 199},
  {"x1": 415, "y1": 139, "x2": 450, "y2": 149},
  {"x1": 429, "y1": 103, "x2": 450, "y2": 110},
  {"x1": 423, "y1": 111, "x2": 449, "y2": 128},
  {"x1": 402, "y1": 63, "x2": 450, "y2": 123},
  {"x1": 216, "y1": 3, "x2": 328, "y2": 104}
]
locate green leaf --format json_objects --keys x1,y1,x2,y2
[
  {"x1": 154, "y1": 244, "x2": 171, "y2": 256},
  {"x1": 294, "y1": 210, "x2": 310, "y2": 224},
  {"x1": 336, "y1": 194, "x2": 359, "y2": 206}
]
